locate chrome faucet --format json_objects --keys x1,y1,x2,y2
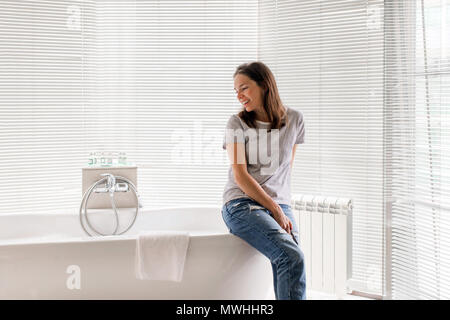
[
  {"x1": 80, "y1": 173, "x2": 142, "y2": 236},
  {"x1": 101, "y1": 173, "x2": 116, "y2": 193},
  {"x1": 94, "y1": 173, "x2": 128, "y2": 193}
]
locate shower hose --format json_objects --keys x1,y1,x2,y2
[{"x1": 79, "y1": 173, "x2": 141, "y2": 237}]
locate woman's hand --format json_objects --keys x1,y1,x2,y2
[{"x1": 271, "y1": 204, "x2": 293, "y2": 233}]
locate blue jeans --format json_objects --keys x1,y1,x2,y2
[{"x1": 222, "y1": 197, "x2": 307, "y2": 300}]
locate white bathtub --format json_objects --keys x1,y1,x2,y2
[{"x1": 0, "y1": 206, "x2": 273, "y2": 299}]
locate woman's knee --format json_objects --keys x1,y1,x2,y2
[
  {"x1": 273, "y1": 244, "x2": 305, "y2": 267},
  {"x1": 289, "y1": 247, "x2": 305, "y2": 268}
]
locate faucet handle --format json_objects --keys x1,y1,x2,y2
[{"x1": 100, "y1": 173, "x2": 116, "y2": 192}]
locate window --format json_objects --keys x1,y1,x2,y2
[
  {"x1": 0, "y1": 0, "x2": 258, "y2": 215},
  {"x1": 259, "y1": 0, "x2": 385, "y2": 296},
  {"x1": 386, "y1": 0, "x2": 450, "y2": 299}
]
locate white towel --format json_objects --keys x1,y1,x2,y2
[{"x1": 135, "y1": 231, "x2": 190, "y2": 282}]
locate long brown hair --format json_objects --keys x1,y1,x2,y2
[{"x1": 234, "y1": 61, "x2": 287, "y2": 129}]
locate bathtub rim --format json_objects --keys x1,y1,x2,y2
[
  {"x1": 0, "y1": 203, "x2": 225, "y2": 217},
  {"x1": 0, "y1": 232, "x2": 236, "y2": 248},
  {"x1": 0, "y1": 204, "x2": 232, "y2": 247}
]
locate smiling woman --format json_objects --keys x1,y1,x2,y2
[
  {"x1": 233, "y1": 62, "x2": 287, "y2": 129},
  {"x1": 234, "y1": 74, "x2": 266, "y2": 119},
  {"x1": 222, "y1": 61, "x2": 306, "y2": 300}
]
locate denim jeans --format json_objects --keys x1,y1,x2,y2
[{"x1": 221, "y1": 197, "x2": 306, "y2": 300}]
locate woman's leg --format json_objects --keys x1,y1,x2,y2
[
  {"x1": 269, "y1": 204, "x2": 303, "y2": 300},
  {"x1": 222, "y1": 198, "x2": 306, "y2": 300}
]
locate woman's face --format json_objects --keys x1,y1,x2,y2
[{"x1": 234, "y1": 74, "x2": 265, "y2": 114}]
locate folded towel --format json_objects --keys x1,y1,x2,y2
[{"x1": 135, "y1": 231, "x2": 190, "y2": 282}]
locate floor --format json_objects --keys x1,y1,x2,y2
[
  {"x1": 266, "y1": 289, "x2": 372, "y2": 300},
  {"x1": 307, "y1": 290, "x2": 372, "y2": 300}
]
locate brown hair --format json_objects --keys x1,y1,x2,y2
[{"x1": 234, "y1": 61, "x2": 287, "y2": 129}]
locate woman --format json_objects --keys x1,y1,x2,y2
[{"x1": 221, "y1": 61, "x2": 306, "y2": 300}]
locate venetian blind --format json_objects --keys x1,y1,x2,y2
[
  {"x1": 258, "y1": 0, "x2": 385, "y2": 296},
  {"x1": 0, "y1": 0, "x2": 258, "y2": 215},
  {"x1": 97, "y1": 0, "x2": 257, "y2": 208},
  {"x1": 385, "y1": 0, "x2": 450, "y2": 299},
  {"x1": 0, "y1": 0, "x2": 96, "y2": 215}
]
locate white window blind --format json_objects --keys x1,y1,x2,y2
[
  {"x1": 385, "y1": 0, "x2": 450, "y2": 299},
  {"x1": 0, "y1": 0, "x2": 257, "y2": 215},
  {"x1": 0, "y1": 0, "x2": 96, "y2": 215},
  {"x1": 94, "y1": 0, "x2": 257, "y2": 208},
  {"x1": 258, "y1": 0, "x2": 385, "y2": 296}
]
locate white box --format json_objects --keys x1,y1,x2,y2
[{"x1": 82, "y1": 166, "x2": 138, "y2": 209}]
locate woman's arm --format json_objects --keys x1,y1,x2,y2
[
  {"x1": 226, "y1": 143, "x2": 292, "y2": 232},
  {"x1": 290, "y1": 144, "x2": 298, "y2": 168}
]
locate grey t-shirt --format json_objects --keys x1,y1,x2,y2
[{"x1": 222, "y1": 106, "x2": 305, "y2": 206}]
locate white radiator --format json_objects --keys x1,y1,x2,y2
[{"x1": 291, "y1": 194, "x2": 353, "y2": 297}]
